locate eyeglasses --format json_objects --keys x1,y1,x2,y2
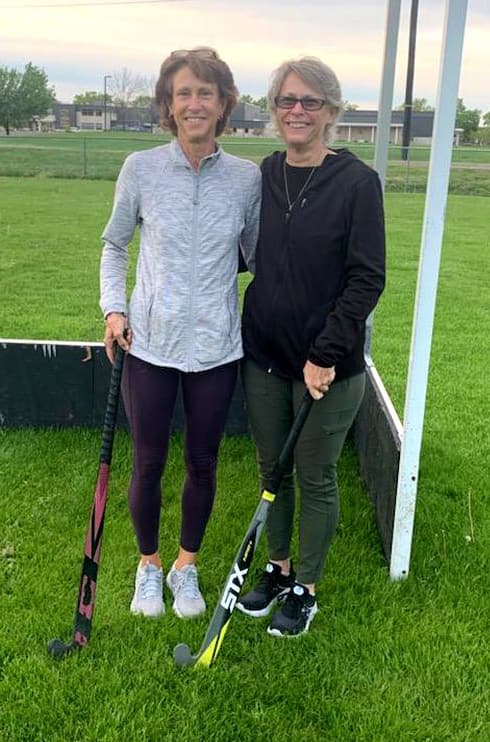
[
  {"x1": 274, "y1": 95, "x2": 327, "y2": 112},
  {"x1": 171, "y1": 48, "x2": 218, "y2": 60}
]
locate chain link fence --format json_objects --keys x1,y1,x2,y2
[{"x1": 1, "y1": 134, "x2": 489, "y2": 195}]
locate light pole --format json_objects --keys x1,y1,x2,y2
[
  {"x1": 401, "y1": 0, "x2": 419, "y2": 161},
  {"x1": 103, "y1": 74, "x2": 112, "y2": 131}
]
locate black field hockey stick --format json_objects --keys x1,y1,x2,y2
[
  {"x1": 48, "y1": 343, "x2": 125, "y2": 658},
  {"x1": 173, "y1": 390, "x2": 314, "y2": 668}
]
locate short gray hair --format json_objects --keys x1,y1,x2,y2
[{"x1": 268, "y1": 57, "x2": 343, "y2": 144}]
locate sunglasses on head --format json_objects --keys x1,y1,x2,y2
[
  {"x1": 274, "y1": 95, "x2": 327, "y2": 111},
  {"x1": 171, "y1": 48, "x2": 218, "y2": 60}
]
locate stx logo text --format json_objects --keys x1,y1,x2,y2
[{"x1": 220, "y1": 563, "x2": 248, "y2": 611}]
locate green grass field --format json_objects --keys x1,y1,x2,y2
[
  {"x1": 1, "y1": 133, "x2": 490, "y2": 194},
  {"x1": 1, "y1": 175, "x2": 488, "y2": 412},
  {"x1": 1, "y1": 176, "x2": 489, "y2": 740}
]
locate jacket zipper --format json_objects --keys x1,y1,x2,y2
[
  {"x1": 265, "y1": 185, "x2": 311, "y2": 375},
  {"x1": 187, "y1": 168, "x2": 200, "y2": 370}
]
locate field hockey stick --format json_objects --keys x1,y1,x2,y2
[
  {"x1": 173, "y1": 390, "x2": 314, "y2": 668},
  {"x1": 48, "y1": 343, "x2": 125, "y2": 658}
]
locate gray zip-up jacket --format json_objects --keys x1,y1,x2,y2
[{"x1": 100, "y1": 140, "x2": 261, "y2": 372}]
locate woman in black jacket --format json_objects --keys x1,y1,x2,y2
[{"x1": 237, "y1": 56, "x2": 386, "y2": 637}]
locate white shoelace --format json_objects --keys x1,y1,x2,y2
[
  {"x1": 139, "y1": 566, "x2": 161, "y2": 600},
  {"x1": 175, "y1": 566, "x2": 200, "y2": 600}
]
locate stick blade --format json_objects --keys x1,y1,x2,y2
[
  {"x1": 173, "y1": 643, "x2": 195, "y2": 667},
  {"x1": 47, "y1": 638, "x2": 78, "y2": 659}
]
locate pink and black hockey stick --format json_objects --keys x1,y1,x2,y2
[{"x1": 48, "y1": 344, "x2": 125, "y2": 658}]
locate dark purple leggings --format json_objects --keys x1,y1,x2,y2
[{"x1": 122, "y1": 354, "x2": 238, "y2": 555}]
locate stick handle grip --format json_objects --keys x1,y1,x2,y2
[
  {"x1": 268, "y1": 391, "x2": 313, "y2": 494},
  {"x1": 100, "y1": 344, "x2": 125, "y2": 465}
]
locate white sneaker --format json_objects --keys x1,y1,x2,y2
[
  {"x1": 166, "y1": 563, "x2": 206, "y2": 619},
  {"x1": 130, "y1": 562, "x2": 165, "y2": 618}
]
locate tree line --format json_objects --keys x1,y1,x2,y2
[
  {"x1": 1, "y1": 61, "x2": 489, "y2": 143},
  {"x1": 0, "y1": 63, "x2": 54, "y2": 135}
]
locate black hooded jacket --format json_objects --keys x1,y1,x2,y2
[{"x1": 242, "y1": 149, "x2": 386, "y2": 382}]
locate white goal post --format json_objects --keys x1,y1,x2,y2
[{"x1": 360, "y1": 0, "x2": 469, "y2": 579}]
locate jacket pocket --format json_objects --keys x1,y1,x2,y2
[
  {"x1": 194, "y1": 287, "x2": 233, "y2": 364},
  {"x1": 129, "y1": 285, "x2": 153, "y2": 347},
  {"x1": 147, "y1": 285, "x2": 186, "y2": 362}
]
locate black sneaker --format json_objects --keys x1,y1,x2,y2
[
  {"x1": 236, "y1": 562, "x2": 295, "y2": 618},
  {"x1": 267, "y1": 583, "x2": 318, "y2": 637}
]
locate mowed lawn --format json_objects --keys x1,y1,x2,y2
[
  {"x1": 1, "y1": 133, "x2": 490, "y2": 194},
  {"x1": 0, "y1": 176, "x2": 489, "y2": 741}
]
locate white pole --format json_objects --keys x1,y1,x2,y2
[
  {"x1": 365, "y1": 0, "x2": 401, "y2": 356},
  {"x1": 390, "y1": 0, "x2": 468, "y2": 580},
  {"x1": 374, "y1": 0, "x2": 401, "y2": 189}
]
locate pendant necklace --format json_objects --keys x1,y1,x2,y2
[{"x1": 283, "y1": 157, "x2": 317, "y2": 222}]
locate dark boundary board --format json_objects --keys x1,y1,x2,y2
[
  {"x1": 0, "y1": 340, "x2": 248, "y2": 433},
  {"x1": 1, "y1": 341, "x2": 402, "y2": 563},
  {"x1": 352, "y1": 361, "x2": 402, "y2": 561}
]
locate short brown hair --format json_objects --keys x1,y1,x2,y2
[{"x1": 155, "y1": 47, "x2": 238, "y2": 137}]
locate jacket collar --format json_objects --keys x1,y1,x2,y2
[
  {"x1": 262, "y1": 148, "x2": 353, "y2": 205},
  {"x1": 169, "y1": 138, "x2": 222, "y2": 170}
]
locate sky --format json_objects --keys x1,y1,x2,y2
[{"x1": 1, "y1": 0, "x2": 489, "y2": 113}]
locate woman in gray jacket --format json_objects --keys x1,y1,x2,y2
[{"x1": 100, "y1": 48, "x2": 261, "y2": 620}]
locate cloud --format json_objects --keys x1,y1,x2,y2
[{"x1": 1, "y1": 0, "x2": 488, "y2": 110}]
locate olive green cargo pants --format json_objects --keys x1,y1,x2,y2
[{"x1": 242, "y1": 360, "x2": 365, "y2": 585}]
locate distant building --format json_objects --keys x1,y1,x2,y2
[
  {"x1": 40, "y1": 100, "x2": 268, "y2": 134},
  {"x1": 30, "y1": 103, "x2": 462, "y2": 146},
  {"x1": 336, "y1": 109, "x2": 463, "y2": 146},
  {"x1": 38, "y1": 101, "x2": 158, "y2": 132},
  {"x1": 228, "y1": 101, "x2": 269, "y2": 135},
  {"x1": 31, "y1": 112, "x2": 56, "y2": 132}
]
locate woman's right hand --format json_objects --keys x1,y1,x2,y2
[
  {"x1": 303, "y1": 360, "x2": 336, "y2": 400},
  {"x1": 104, "y1": 312, "x2": 132, "y2": 364}
]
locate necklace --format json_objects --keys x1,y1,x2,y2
[{"x1": 283, "y1": 158, "x2": 317, "y2": 222}]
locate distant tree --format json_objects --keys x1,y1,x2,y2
[
  {"x1": 413, "y1": 98, "x2": 434, "y2": 112},
  {"x1": 19, "y1": 63, "x2": 55, "y2": 118},
  {"x1": 455, "y1": 98, "x2": 481, "y2": 142},
  {"x1": 476, "y1": 127, "x2": 490, "y2": 145},
  {"x1": 109, "y1": 68, "x2": 144, "y2": 130},
  {"x1": 396, "y1": 97, "x2": 434, "y2": 112},
  {"x1": 482, "y1": 111, "x2": 490, "y2": 127},
  {"x1": 0, "y1": 62, "x2": 54, "y2": 135},
  {"x1": 343, "y1": 101, "x2": 358, "y2": 111},
  {"x1": 73, "y1": 90, "x2": 112, "y2": 105},
  {"x1": 133, "y1": 76, "x2": 157, "y2": 131},
  {"x1": 239, "y1": 94, "x2": 267, "y2": 111},
  {"x1": 253, "y1": 96, "x2": 267, "y2": 111},
  {"x1": 0, "y1": 67, "x2": 21, "y2": 135},
  {"x1": 132, "y1": 94, "x2": 153, "y2": 108}
]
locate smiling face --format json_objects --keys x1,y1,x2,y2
[
  {"x1": 275, "y1": 71, "x2": 335, "y2": 153},
  {"x1": 170, "y1": 65, "x2": 224, "y2": 151}
]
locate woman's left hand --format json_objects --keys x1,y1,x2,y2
[{"x1": 303, "y1": 361, "x2": 336, "y2": 400}]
